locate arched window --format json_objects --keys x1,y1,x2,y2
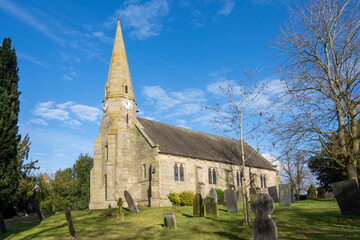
[
  {"x1": 261, "y1": 175, "x2": 263, "y2": 188},
  {"x1": 104, "y1": 174, "x2": 107, "y2": 200},
  {"x1": 174, "y1": 164, "x2": 179, "y2": 181},
  {"x1": 180, "y1": 164, "x2": 184, "y2": 182},
  {"x1": 213, "y1": 169, "x2": 216, "y2": 184},
  {"x1": 125, "y1": 85, "x2": 128, "y2": 93},
  {"x1": 236, "y1": 172, "x2": 240, "y2": 186},
  {"x1": 208, "y1": 168, "x2": 212, "y2": 184}
]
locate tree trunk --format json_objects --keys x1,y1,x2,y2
[
  {"x1": 0, "y1": 210, "x2": 6, "y2": 233},
  {"x1": 347, "y1": 159, "x2": 358, "y2": 180}
]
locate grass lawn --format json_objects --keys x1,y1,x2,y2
[{"x1": 2, "y1": 199, "x2": 360, "y2": 240}]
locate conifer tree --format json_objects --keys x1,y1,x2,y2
[{"x1": 0, "y1": 38, "x2": 21, "y2": 233}]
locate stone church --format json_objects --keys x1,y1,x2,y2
[{"x1": 89, "y1": 19, "x2": 280, "y2": 209}]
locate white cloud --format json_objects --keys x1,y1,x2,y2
[
  {"x1": 17, "y1": 52, "x2": 50, "y2": 68},
  {"x1": 29, "y1": 118, "x2": 48, "y2": 126},
  {"x1": 63, "y1": 119, "x2": 82, "y2": 128},
  {"x1": 34, "y1": 102, "x2": 70, "y2": 121},
  {"x1": 116, "y1": 0, "x2": 170, "y2": 39},
  {"x1": 86, "y1": 31, "x2": 113, "y2": 44},
  {"x1": 217, "y1": 0, "x2": 235, "y2": 16},
  {"x1": 142, "y1": 86, "x2": 181, "y2": 111},
  {"x1": 70, "y1": 104, "x2": 102, "y2": 122}
]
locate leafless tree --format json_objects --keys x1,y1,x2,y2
[
  {"x1": 272, "y1": 0, "x2": 360, "y2": 181},
  {"x1": 206, "y1": 69, "x2": 274, "y2": 226}
]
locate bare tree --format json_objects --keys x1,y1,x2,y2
[
  {"x1": 207, "y1": 70, "x2": 274, "y2": 226},
  {"x1": 278, "y1": 150, "x2": 316, "y2": 197},
  {"x1": 272, "y1": 0, "x2": 360, "y2": 180}
]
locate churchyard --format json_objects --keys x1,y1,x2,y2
[{"x1": 3, "y1": 199, "x2": 360, "y2": 239}]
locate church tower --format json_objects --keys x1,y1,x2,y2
[{"x1": 89, "y1": 18, "x2": 139, "y2": 209}]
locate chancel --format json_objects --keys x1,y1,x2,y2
[{"x1": 89, "y1": 18, "x2": 281, "y2": 209}]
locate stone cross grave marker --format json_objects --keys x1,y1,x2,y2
[
  {"x1": 291, "y1": 189, "x2": 296, "y2": 203},
  {"x1": 106, "y1": 204, "x2": 112, "y2": 217},
  {"x1": 124, "y1": 190, "x2": 140, "y2": 213},
  {"x1": 163, "y1": 212, "x2": 176, "y2": 229},
  {"x1": 268, "y1": 186, "x2": 279, "y2": 203},
  {"x1": 204, "y1": 197, "x2": 218, "y2": 217},
  {"x1": 207, "y1": 188, "x2": 217, "y2": 203},
  {"x1": 224, "y1": 189, "x2": 238, "y2": 212},
  {"x1": 331, "y1": 179, "x2": 360, "y2": 215},
  {"x1": 251, "y1": 193, "x2": 278, "y2": 240},
  {"x1": 30, "y1": 198, "x2": 46, "y2": 221},
  {"x1": 193, "y1": 193, "x2": 204, "y2": 217},
  {"x1": 279, "y1": 184, "x2": 291, "y2": 206},
  {"x1": 65, "y1": 207, "x2": 77, "y2": 239},
  {"x1": 117, "y1": 198, "x2": 124, "y2": 221}
]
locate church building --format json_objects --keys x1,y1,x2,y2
[{"x1": 89, "y1": 19, "x2": 280, "y2": 209}]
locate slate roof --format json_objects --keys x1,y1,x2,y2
[{"x1": 137, "y1": 118, "x2": 275, "y2": 171}]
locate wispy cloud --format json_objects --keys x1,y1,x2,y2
[
  {"x1": 0, "y1": 0, "x2": 64, "y2": 44},
  {"x1": 217, "y1": 0, "x2": 235, "y2": 16},
  {"x1": 17, "y1": 52, "x2": 50, "y2": 68},
  {"x1": 108, "y1": 0, "x2": 170, "y2": 39}
]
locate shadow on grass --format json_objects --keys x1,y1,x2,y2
[
  {"x1": 2, "y1": 219, "x2": 41, "y2": 239},
  {"x1": 214, "y1": 231, "x2": 246, "y2": 240}
]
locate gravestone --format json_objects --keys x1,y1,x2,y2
[
  {"x1": 65, "y1": 207, "x2": 77, "y2": 239},
  {"x1": 124, "y1": 190, "x2": 139, "y2": 213},
  {"x1": 279, "y1": 184, "x2": 291, "y2": 206},
  {"x1": 163, "y1": 212, "x2": 176, "y2": 229},
  {"x1": 268, "y1": 186, "x2": 279, "y2": 203},
  {"x1": 193, "y1": 193, "x2": 204, "y2": 217},
  {"x1": 30, "y1": 198, "x2": 46, "y2": 221},
  {"x1": 117, "y1": 198, "x2": 124, "y2": 221},
  {"x1": 207, "y1": 188, "x2": 217, "y2": 203},
  {"x1": 291, "y1": 189, "x2": 296, "y2": 203},
  {"x1": 331, "y1": 179, "x2": 360, "y2": 215},
  {"x1": 224, "y1": 189, "x2": 238, "y2": 212},
  {"x1": 204, "y1": 197, "x2": 218, "y2": 217},
  {"x1": 250, "y1": 193, "x2": 278, "y2": 240},
  {"x1": 106, "y1": 204, "x2": 112, "y2": 217}
]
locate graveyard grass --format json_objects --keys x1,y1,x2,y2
[{"x1": 2, "y1": 199, "x2": 360, "y2": 240}]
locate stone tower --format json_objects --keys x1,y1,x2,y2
[{"x1": 89, "y1": 18, "x2": 139, "y2": 209}]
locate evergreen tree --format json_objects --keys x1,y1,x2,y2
[{"x1": 0, "y1": 38, "x2": 21, "y2": 232}]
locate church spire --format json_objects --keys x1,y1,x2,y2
[{"x1": 105, "y1": 18, "x2": 135, "y2": 102}]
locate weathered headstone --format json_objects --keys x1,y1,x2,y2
[
  {"x1": 65, "y1": 207, "x2": 77, "y2": 239},
  {"x1": 117, "y1": 198, "x2": 124, "y2": 221},
  {"x1": 106, "y1": 204, "x2": 112, "y2": 217},
  {"x1": 163, "y1": 212, "x2": 176, "y2": 229},
  {"x1": 193, "y1": 193, "x2": 204, "y2": 217},
  {"x1": 30, "y1": 198, "x2": 46, "y2": 221},
  {"x1": 224, "y1": 189, "x2": 238, "y2": 212},
  {"x1": 207, "y1": 188, "x2": 217, "y2": 203},
  {"x1": 291, "y1": 189, "x2": 296, "y2": 203},
  {"x1": 124, "y1": 190, "x2": 139, "y2": 213},
  {"x1": 204, "y1": 197, "x2": 218, "y2": 217},
  {"x1": 279, "y1": 184, "x2": 291, "y2": 206},
  {"x1": 251, "y1": 193, "x2": 278, "y2": 240},
  {"x1": 331, "y1": 179, "x2": 360, "y2": 215},
  {"x1": 268, "y1": 186, "x2": 279, "y2": 203}
]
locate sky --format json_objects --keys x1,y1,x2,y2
[{"x1": 0, "y1": 0, "x2": 295, "y2": 174}]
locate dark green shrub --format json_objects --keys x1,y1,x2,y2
[
  {"x1": 215, "y1": 188, "x2": 224, "y2": 199},
  {"x1": 307, "y1": 184, "x2": 317, "y2": 199},
  {"x1": 178, "y1": 190, "x2": 195, "y2": 206},
  {"x1": 317, "y1": 187, "x2": 326, "y2": 198},
  {"x1": 167, "y1": 193, "x2": 181, "y2": 206}
]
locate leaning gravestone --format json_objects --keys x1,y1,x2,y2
[
  {"x1": 193, "y1": 193, "x2": 204, "y2": 217},
  {"x1": 124, "y1": 190, "x2": 139, "y2": 213},
  {"x1": 65, "y1": 207, "x2": 77, "y2": 239},
  {"x1": 30, "y1": 198, "x2": 46, "y2": 221},
  {"x1": 224, "y1": 189, "x2": 238, "y2": 212},
  {"x1": 331, "y1": 179, "x2": 360, "y2": 215},
  {"x1": 251, "y1": 193, "x2": 278, "y2": 240},
  {"x1": 268, "y1": 186, "x2": 279, "y2": 203},
  {"x1": 207, "y1": 188, "x2": 217, "y2": 203},
  {"x1": 279, "y1": 184, "x2": 291, "y2": 206},
  {"x1": 117, "y1": 198, "x2": 125, "y2": 221},
  {"x1": 291, "y1": 189, "x2": 296, "y2": 203},
  {"x1": 163, "y1": 212, "x2": 176, "y2": 229},
  {"x1": 204, "y1": 197, "x2": 218, "y2": 217},
  {"x1": 106, "y1": 204, "x2": 112, "y2": 217}
]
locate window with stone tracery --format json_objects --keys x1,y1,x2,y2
[{"x1": 208, "y1": 168, "x2": 216, "y2": 184}]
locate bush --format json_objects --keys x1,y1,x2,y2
[
  {"x1": 215, "y1": 188, "x2": 224, "y2": 199},
  {"x1": 317, "y1": 187, "x2": 326, "y2": 198},
  {"x1": 167, "y1": 193, "x2": 181, "y2": 206},
  {"x1": 307, "y1": 184, "x2": 317, "y2": 199},
  {"x1": 179, "y1": 190, "x2": 195, "y2": 206}
]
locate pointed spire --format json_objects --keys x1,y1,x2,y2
[{"x1": 105, "y1": 18, "x2": 135, "y2": 101}]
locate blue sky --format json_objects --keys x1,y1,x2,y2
[{"x1": 0, "y1": 0, "x2": 294, "y2": 174}]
